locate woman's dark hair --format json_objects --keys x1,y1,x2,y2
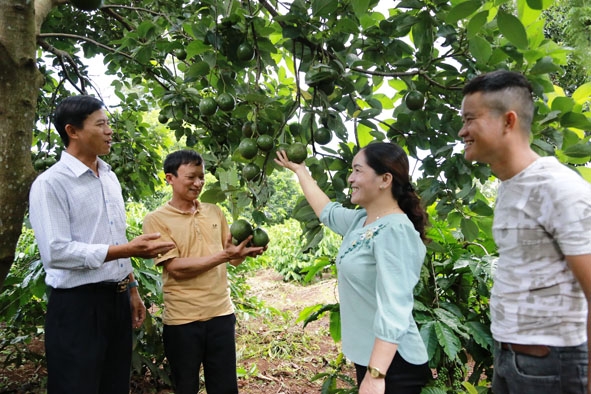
[
  {"x1": 163, "y1": 149, "x2": 204, "y2": 176},
  {"x1": 53, "y1": 95, "x2": 104, "y2": 147},
  {"x1": 362, "y1": 142, "x2": 428, "y2": 241}
]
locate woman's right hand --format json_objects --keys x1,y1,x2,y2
[
  {"x1": 274, "y1": 148, "x2": 330, "y2": 218},
  {"x1": 274, "y1": 149, "x2": 305, "y2": 173}
]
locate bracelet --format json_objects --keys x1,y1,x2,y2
[{"x1": 128, "y1": 280, "x2": 139, "y2": 289}]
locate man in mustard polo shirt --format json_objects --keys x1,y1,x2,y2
[{"x1": 142, "y1": 149, "x2": 265, "y2": 394}]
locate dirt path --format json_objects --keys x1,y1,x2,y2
[{"x1": 235, "y1": 269, "x2": 353, "y2": 394}]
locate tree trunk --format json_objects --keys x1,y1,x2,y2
[{"x1": 0, "y1": 0, "x2": 43, "y2": 290}]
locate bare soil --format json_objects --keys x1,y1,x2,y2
[{"x1": 0, "y1": 269, "x2": 355, "y2": 393}]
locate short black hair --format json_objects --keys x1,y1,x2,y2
[
  {"x1": 53, "y1": 95, "x2": 104, "y2": 147},
  {"x1": 163, "y1": 150, "x2": 204, "y2": 176},
  {"x1": 463, "y1": 70, "x2": 533, "y2": 96},
  {"x1": 463, "y1": 70, "x2": 534, "y2": 131}
]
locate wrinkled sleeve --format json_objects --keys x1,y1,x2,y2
[
  {"x1": 373, "y1": 223, "x2": 423, "y2": 343},
  {"x1": 142, "y1": 212, "x2": 179, "y2": 265},
  {"x1": 29, "y1": 178, "x2": 107, "y2": 270},
  {"x1": 319, "y1": 202, "x2": 359, "y2": 236}
]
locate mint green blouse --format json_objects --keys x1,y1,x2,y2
[{"x1": 320, "y1": 202, "x2": 428, "y2": 366}]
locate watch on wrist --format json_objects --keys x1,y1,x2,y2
[{"x1": 367, "y1": 365, "x2": 386, "y2": 379}]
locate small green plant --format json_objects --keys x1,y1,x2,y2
[
  {"x1": 262, "y1": 219, "x2": 340, "y2": 282},
  {"x1": 310, "y1": 352, "x2": 357, "y2": 394},
  {"x1": 0, "y1": 227, "x2": 46, "y2": 370}
]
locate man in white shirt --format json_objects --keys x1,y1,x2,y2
[
  {"x1": 459, "y1": 70, "x2": 591, "y2": 394},
  {"x1": 29, "y1": 95, "x2": 174, "y2": 394}
]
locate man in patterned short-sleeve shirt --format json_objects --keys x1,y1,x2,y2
[{"x1": 459, "y1": 70, "x2": 591, "y2": 394}]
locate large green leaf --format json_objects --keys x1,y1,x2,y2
[
  {"x1": 466, "y1": 11, "x2": 489, "y2": 39},
  {"x1": 445, "y1": 1, "x2": 482, "y2": 25},
  {"x1": 561, "y1": 112, "x2": 591, "y2": 129},
  {"x1": 311, "y1": 0, "x2": 338, "y2": 17},
  {"x1": 563, "y1": 143, "x2": 591, "y2": 158},
  {"x1": 576, "y1": 167, "x2": 591, "y2": 184},
  {"x1": 329, "y1": 309, "x2": 341, "y2": 342},
  {"x1": 497, "y1": 11, "x2": 529, "y2": 49},
  {"x1": 352, "y1": 0, "x2": 370, "y2": 19},
  {"x1": 461, "y1": 217, "x2": 480, "y2": 241},
  {"x1": 530, "y1": 56, "x2": 562, "y2": 75},
  {"x1": 419, "y1": 321, "x2": 439, "y2": 360},
  {"x1": 572, "y1": 82, "x2": 591, "y2": 105},
  {"x1": 434, "y1": 321, "x2": 462, "y2": 360},
  {"x1": 465, "y1": 321, "x2": 493, "y2": 349},
  {"x1": 469, "y1": 36, "x2": 492, "y2": 64},
  {"x1": 421, "y1": 388, "x2": 448, "y2": 394}
]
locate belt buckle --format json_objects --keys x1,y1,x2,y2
[{"x1": 116, "y1": 277, "x2": 130, "y2": 293}]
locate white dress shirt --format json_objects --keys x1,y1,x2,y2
[{"x1": 29, "y1": 151, "x2": 132, "y2": 288}]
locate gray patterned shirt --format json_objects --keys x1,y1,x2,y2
[{"x1": 491, "y1": 157, "x2": 591, "y2": 346}]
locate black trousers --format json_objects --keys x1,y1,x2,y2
[
  {"x1": 355, "y1": 352, "x2": 432, "y2": 394},
  {"x1": 163, "y1": 314, "x2": 238, "y2": 394},
  {"x1": 45, "y1": 283, "x2": 132, "y2": 394}
]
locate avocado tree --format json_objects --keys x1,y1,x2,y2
[{"x1": 1, "y1": 0, "x2": 591, "y2": 387}]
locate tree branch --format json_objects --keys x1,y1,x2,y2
[
  {"x1": 99, "y1": 4, "x2": 165, "y2": 17},
  {"x1": 100, "y1": 7, "x2": 134, "y2": 31},
  {"x1": 37, "y1": 38, "x2": 86, "y2": 94},
  {"x1": 38, "y1": 32, "x2": 132, "y2": 60}
]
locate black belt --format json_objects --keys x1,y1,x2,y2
[
  {"x1": 53, "y1": 277, "x2": 130, "y2": 293},
  {"x1": 96, "y1": 277, "x2": 130, "y2": 293},
  {"x1": 500, "y1": 342, "x2": 550, "y2": 357}
]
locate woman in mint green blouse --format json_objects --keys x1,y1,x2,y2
[{"x1": 275, "y1": 142, "x2": 431, "y2": 394}]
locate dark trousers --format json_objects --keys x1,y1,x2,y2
[
  {"x1": 355, "y1": 352, "x2": 431, "y2": 394},
  {"x1": 45, "y1": 283, "x2": 132, "y2": 394},
  {"x1": 493, "y1": 341, "x2": 588, "y2": 394},
  {"x1": 163, "y1": 314, "x2": 238, "y2": 394}
]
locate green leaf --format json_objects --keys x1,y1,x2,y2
[
  {"x1": 421, "y1": 388, "x2": 448, "y2": 394},
  {"x1": 461, "y1": 217, "x2": 479, "y2": 241},
  {"x1": 551, "y1": 97, "x2": 575, "y2": 113},
  {"x1": 466, "y1": 11, "x2": 489, "y2": 39},
  {"x1": 352, "y1": 0, "x2": 370, "y2": 19},
  {"x1": 185, "y1": 61, "x2": 210, "y2": 80},
  {"x1": 572, "y1": 82, "x2": 591, "y2": 105},
  {"x1": 563, "y1": 143, "x2": 591, "y2": 159},
  {"x1": 497, "y1": 11, "x2": 529, "y2": 49},
  {"x1": 469, "y1": 200, "x2": 494, "y2": 216},
  {"x1": 434, "y1": 307, "x2": 467, "y2": 337},
  {"x1": 329, "y1": 309, "x2": 341, "y2": 342},
  {"x1": 529, "y1": 56, "x2": 562, "y2": 75},
  {"x1": 434, "y1": 321, "x2": 462, "y2": 360},
  {"x1": 469, "y1": 36, "x2": 492, "y2": 64},
  {"x1": 561, "y1": 112, "x2": 591, "y2": 130},
  {"x1": 526, "y1": 0, "x2": 544, "y2": 10},
  {"x1": 445, "y1": 1, "x2": 482, "y2": 25},
  {"x1": 576, "y1": 167, "x2": 591, "y2": 183},
  {"x1": 398, "y1": 0, "x2": 425, "y2": 9},
  {"x1": 200, "y1": 187, "x2": 226, "y2": 203},
  {"x1": 303, "y1": 226, "x2": 324, "y2": 252},
  {"x1": 462, "y1": 381, "x2": 480, "y2": 394},
  {"x1": 419, "y1": 321, "x2": 439, "y2": 360},
  {"x1": 311, "y1": 0, "x2": 338, "y2": 17},
  {"x1": 293, "y1": 204, "x2": 316, "y2": 222},
  {"x1": 465, "y1": 321, "x2": 493, "y2": 349},
  {"x1": 252, "y1": 210, "x2": 267, "y2": 225}
]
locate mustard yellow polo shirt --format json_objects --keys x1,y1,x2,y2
[{"x1": 142, "y1": 202, "x2": 234, "y2": 325}]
